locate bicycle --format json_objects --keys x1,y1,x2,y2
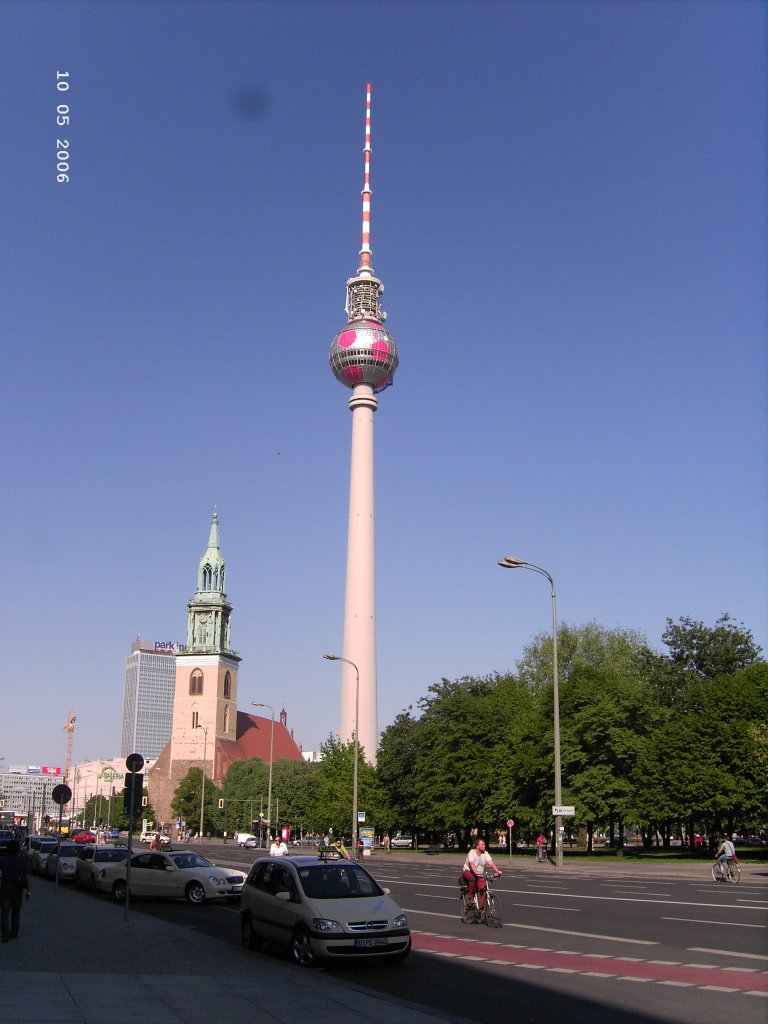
[
  {"x1": 712, "y1": 858, "x2": 740, "y2": 884},
  {"x1": 459, "y1": 873, "x2": 502, "y2": 928},
  {"x1": 536, "y1": 844, "x2": 548, "y2": 863}
]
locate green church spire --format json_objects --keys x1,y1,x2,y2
[{"x1": 185, "y1": 509, "x2": 237, "y2": 656}]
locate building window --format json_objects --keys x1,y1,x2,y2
[
  {"x1": 223, "y1": 672, "x2": 231, "y2": 698},
  {"x1": 192, "y1": 710, "x2": 199, "y2": 729},
  {"x1": 190, "y1": 670, "x2": 203, "y2": 695},
  {"x1": 223, "y1": 704, "x2": 229, "y2": 732}
]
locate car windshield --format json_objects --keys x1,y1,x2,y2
[
  {"x1": 167, "y1": 852, "x2": 212, "y2": 870},
  {"x1": 297, "y1": 862, "x2": 384, "y2": 900},
  {"x1": 56, "y1": 844, "x2": 79, "y2": 857}
]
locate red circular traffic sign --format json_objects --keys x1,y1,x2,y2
[{"x1": 507, "y1": 818, "x2": 515, "y2": 827}]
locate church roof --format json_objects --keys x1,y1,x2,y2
[{"x1": 215, "y1": 711, "x2": 303, "y2": 773}]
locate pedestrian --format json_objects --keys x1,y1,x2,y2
[
  {"x1": 269, "y1": 836, "x2": 288, "y2": 857},
  {"x1": 333, "y1": 838, "x2": 350, "y2": 860},
  {"x1": 149, "y1": 834, "x2": 161, "y2": 852},
  {"x1": 0, "y1": 840, "x2": 29, "y2": 941},
  {"x1": 383, "y1": 833, "x2": 391, "y2": 854}
]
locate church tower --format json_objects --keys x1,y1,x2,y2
[{"x1": 169, "y1": 509, "x2": 241, "y2": 769}]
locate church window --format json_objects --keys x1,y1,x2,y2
[
  {"x1": 224, "y1": 704, "x2": 229, "y2": 731},
  {"x1": 192, "y1": 710, "x2": 199, "y2": 729},
  {"x1": 190, "y1": 670, "x2": 203, "y2": 695},
  {"x1": 213, "y1": 568, "x2": 218, "y2": 589},
  {"x1": 223, "y1": 672, "x2": 231, "y2": 698}
]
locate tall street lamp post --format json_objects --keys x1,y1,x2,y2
[
  {"x1": 252, "y1": 704, "x2": 274, "y2": 841},
  {"x1": 498, "y1": 556, "x2": 563, "y2": 868},
  {"x1": 195, "y1": 723, "x2": 208, "y2": 840},
  {"x1": 324, "y1": 654, "x2": 360, "y2": 849}
]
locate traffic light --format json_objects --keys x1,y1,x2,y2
[{"x1": 123, "y1": 773, "x2": 144, "y2": 816}]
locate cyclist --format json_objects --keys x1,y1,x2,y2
[
  {"x1": 462, "y1": 839, "x2": 502, "y2": 920},
  {"x1": 714, "y1": 834, "x2": 737, "y2": 881},
  {"x1": 536, "y1": 833, "x2": 547, "y2": 862}
]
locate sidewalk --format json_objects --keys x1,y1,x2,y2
[{"x1": 0, "y1": 874, "x2": 467, "y2": 1024}]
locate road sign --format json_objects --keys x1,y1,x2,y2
[
  {"x1": 507, "y1": 818, "x2": 515, "y2": 828},
  {"x1": 552, "y1": 805, "x2": 575, "y2": 816},
  {"x1": 51, "y1": 784, "x2": 72, "y2": 806},
  {"x1": 126, "y1": 752, "x2": 144, "y2": 773},
  {"x1": 357, "y1": 811, "x2": 366, "y2": 823}
]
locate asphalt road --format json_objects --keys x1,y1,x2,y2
[{"x1": 72, "y1": 844, "x2": 768, "y2": 1024}]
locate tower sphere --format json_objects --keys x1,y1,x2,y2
[{"x1": 329, "y1": 318, "x2": 399, "y2": 390}]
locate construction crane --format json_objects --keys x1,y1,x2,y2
[{"x1": 62, "y1": 709, "x2": 76, "y2": 786}]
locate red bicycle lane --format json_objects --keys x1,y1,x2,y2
[{"x1": 411, "y1": 931, "x2": 768, "y2": 993}]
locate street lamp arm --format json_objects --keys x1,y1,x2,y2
[{"x1": 498, "y1": 557, "x2": 554, "y2": 593}]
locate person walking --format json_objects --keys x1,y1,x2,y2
[
  {"x1": 383, "y1": 833, "x2": 391, "y2": 854},
  {"x1": 0, "y1": 840, "x2": 29, "y2": 941}
]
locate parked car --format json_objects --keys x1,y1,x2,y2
[
  {"x1": 391, "y1": 835, "x2": 413, "y2": 849},
  {"x1": 107, "y1": 828, "x2": 120, "y2": 841},
  {"x1": 106, "y1": 850, "x2": 246, "y2": 904},
  {"x1": 45, "y1": 843, "x2": 81, "y2": 882},
  {"x1": 31, "y1": 839, "x2": 59, "y2": 875},
  {"x1": 240, "y1": 854, "x2": 411, "y2": 966},
  {"x1": 75, "y1": 844, "x2": 130, "y2": 890},
  {"x1": 0, "y1": 830, "x2": 15, "y2": 854},
  {"x1": 71, "y1": 831, "x2": 96, "y2": 844}
]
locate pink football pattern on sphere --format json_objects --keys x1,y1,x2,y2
[{"x1": 329, "y1": 319, "x2": 398, "y2": 390}]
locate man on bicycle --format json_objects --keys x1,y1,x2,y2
[
  {"x1": 715, "y1": 835, "x2": 737, "y2": 880},
  {"x1": 462, "y1": 839, "x2": 502, "y2": 919}
]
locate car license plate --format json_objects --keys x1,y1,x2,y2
[{"x1": 354, "y1": 937, "x2": 388, "y2": 948}]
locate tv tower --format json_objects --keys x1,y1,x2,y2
[{"x1": 329, "y1": 84, "x2": 399, "y2": 762}]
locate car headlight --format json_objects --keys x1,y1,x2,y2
[
  {"x1": 312, "y1": 919, "x2": 344, "y2": 933},
  {"x1": 208, "y1": 875, "x2": 222, "y2": 885},
  {"x1": 393, "y1": 913, "x2": 408, "y2": 929}
]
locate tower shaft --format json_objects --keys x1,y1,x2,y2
[{"x1": 339, "y1": 387, "x2": 378, "y2": 761}]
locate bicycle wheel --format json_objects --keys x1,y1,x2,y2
[
  {"x1": 484, "y1": 892, "x2": 502, "y2": 928},
  {"x1": 727, "y1": 861, "x2": 741, "y2": 884},
  {"x1": 711, "y1": 862, "x2": 723, "y2": 882},
  {"x1": 460, "y1": 889, "x2": 474, "y2": 922}
]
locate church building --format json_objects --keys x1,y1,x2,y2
[{"x1": 148, "y1": 511, "x2": 303, "y2": 827}]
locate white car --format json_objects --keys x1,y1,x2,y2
[
  {"x1": 139, "y1": 831, "x2": 171, "y2": 846},
  {"x1": 45, "y1": 842, "x2": 81, "y2": 882},
  {"x1": 240, "y1": 854, "x2": 411, "y2": 966},
  {"x1": 75, "y1": 844, "x2": 130, "y2": 890},
  {"x1": 31, "y1": 839, "x2": 59, "y2": 875},
  {"x1": 390, "y1": 835, "x2": 413, "y2": 849},
  {"x1": 107, "y1": 850, "x2": 246, "y2": 905}
]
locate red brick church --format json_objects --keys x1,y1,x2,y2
[{"x1": 148, "y1": 512, "x2": 303, "y2": 825}]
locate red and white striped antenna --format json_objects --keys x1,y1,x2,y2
[{"x1": 358, "y1": 82, "x2": 373, "y2": 276}]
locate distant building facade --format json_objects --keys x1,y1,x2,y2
[
  {"x1": 120, "y1": 639, "x2": 179, "y2": 759},
  {"x1": 148, "y1": 512, "x2": 304, "y2": 828},
  {"x1": 0, "y1": 766, "x2": 64, "y2": 830}
]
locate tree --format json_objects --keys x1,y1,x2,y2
[
  {"x1": 171, "y1": 768, "x2": 220, "y2": 836},
  {"x1": 661, "y1": 614, "x2": 763, "y2": 680},
  {"x1": 377, "y1": 710, "x2": 423, "y2": 831},
  {"x1": 312, "y1": 734, "x2": 383, "y2": 838}
]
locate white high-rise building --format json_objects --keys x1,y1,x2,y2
[{"x1": 120, "y1": 639, "x2": 178, "y2": 759}]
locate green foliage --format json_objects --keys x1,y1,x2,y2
[
  {"x1": 171, "y1": 767, "x2": 220, "y2": 836},
  {"x1": 311, "y1": 734, "x2": 383, "y2": 837},
  {"x1": 372, "y1": 617, "x2": 766, "y2": 846}
]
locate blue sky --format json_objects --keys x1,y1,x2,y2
[{"x1": 2, "y1": 0, "x2": 765, "y2": 770}]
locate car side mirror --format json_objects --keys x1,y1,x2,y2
[
  {"x1": 165, "y1": 864, "x2": 175, "y2": 871},
  {"x1": 275, "y1": 891, "x2": 291, "y2": 901},
  {"x1": 382, "y1": 887, "x2": 391, "y2": 895}
]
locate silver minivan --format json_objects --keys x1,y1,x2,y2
[{"x1": 240, "y1": 854, "x2": 410, "y2": 966}]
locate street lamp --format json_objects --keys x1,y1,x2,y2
[
  {"x1": 324, "y1": 654, "x2": 360, "y2": 850},
  {"x1": 498, "y1": 556, "x2": 563, "y2": 868},
  {"x1": 195, "y1": 723, "x2": 208, "y2": 839},
  {"x1": 252, "y1": 703, "x2": 274, "y2": 842}
]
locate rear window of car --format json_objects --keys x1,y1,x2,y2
[
  {"x1": 94, "y1": 848, "x2": 129, "y2": 863},
  {"x1": 297, "y1": 863, "x2": 384, "y2": 899}
]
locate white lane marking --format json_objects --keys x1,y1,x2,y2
[
  {"x1": 684, "y1": 963, "x2": 717, "y2": 970},
  {"x1": 658, "y1": 981, "x2": 695, "y2": 988},
  {"x1": 664, "y1": 916, "x2": 766, "y2": 929},
  {"x1": 398, "y1": 878, "x2": 767, "y2": 913},
  {"x1": 405, "y1": 908, "x2": 656, "y2": 944},
  {"x1": 699, "y1": 985, "x2": 739, "y2": 993},
  {"x1": 618, "y1": 976, "x2": 652, "y2": 983},
  {"x1": 689, "y1": 947, "x2": 768, "y2": 962},
  {"x1": 745, "y1": 991, "x2": 768, "y2": 998},
  {"x1": 723, "y1": 967, "x2": 759, "y2": 972},
  {"x1": 582, "y1": 971, "x2": 613, "y2": 978},
  {"x1": 649, "y1": 960, "x2": 682, "y2": 965},
  {"x1": 508, "y1": 902, "x2": 580, "y2": 912},
  {"x1": 609, "y1": 891, "x2": 675, "y2": 897},
  {"x1": 548, "y1": 967, "x2": 579, "y2": 973}
]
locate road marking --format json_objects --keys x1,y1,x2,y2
[
  {"x1": 699, "y1": 985, "x2": 739, "y2": 993},
  {"x1": 689, "y1": 947, "x2": 768, "y2": 962},
  {"x1": 745, "y1": 991, "x2": 768, "y2": 998},
  {"x1": 664, "y1": 916, "x2": 766, "y2": 929},
  {"x1": 618, "y1": 976, "x2": 652, "y2": 983},
  {"x1": 658, "y1": 980, "x2": 695, "y2": 987},
  {"x1": 404, "y1": 907, "x2": 657, "y2": 943},
  {"x1": 508, "y1": 902, "x2": 580, "y2": 912},
  {"x1": 547, "y1": 967, "x2": 579, "y2": 973},
  {"x1": 582, "y1": 971, "x2": 613, "y2": 977}
]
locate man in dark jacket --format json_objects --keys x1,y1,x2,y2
[{"x1": 0, "y1": 839, "x2": 29, "y2": 940}]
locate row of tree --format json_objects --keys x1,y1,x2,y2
[{"x1": 160, "y1": 615, "x2": 766, "y2": 850}]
